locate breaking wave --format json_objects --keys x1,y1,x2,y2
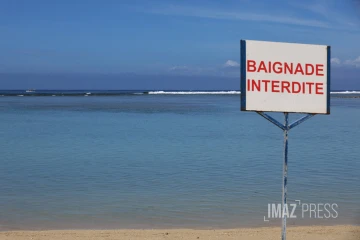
[
  {"x1": 0, "y1": 90, "x2": 358, "y2": 96},
  {"x1": 330, "y1": 91, "x2": 360, "y2": 94}
]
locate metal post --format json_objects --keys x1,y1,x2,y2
[
  {"x1": 255, "y1": 111, "x2": 315, "y2": 240},
  {"x1": 282, "y1": 112, "x2": 289, "y2": 240}
]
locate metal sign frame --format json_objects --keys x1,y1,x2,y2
[{"x1": 240, "y1": 40, "x2": 331, "y2": 240}]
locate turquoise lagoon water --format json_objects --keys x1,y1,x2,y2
[{"x1": 0, "y1": 93, "x2": 359, "y2": 230}]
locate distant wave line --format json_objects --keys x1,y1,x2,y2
[
  {"x1": 330, "y1": 91, "x2": 360, "y2": 94},
  {"x1": 149, "y1": 91, "x2": 360, "y2": 95},
  {"x1": 148, "y1": 91, "x2": 240, "y2": 95},
  {"x1": 0, "y1": 90, "x2": 358, "y2": 97}
]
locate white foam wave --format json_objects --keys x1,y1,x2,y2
[
  {"x1": 331, "y1": 91, "x2": 360, "y2": 94},
  {"x1": 18, "y1": 95, "x2": 24, "y2": 97},
  {"x1": 148, "y1": 91, "x2": 241, "y2": 95}
]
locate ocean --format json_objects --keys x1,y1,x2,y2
[{"x1": 0, "y1": 90, "x2": 359, "y2": 230}]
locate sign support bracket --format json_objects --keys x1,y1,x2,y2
[{"x1": 256, "y1": 111, "x2": 316, "y2": 240}]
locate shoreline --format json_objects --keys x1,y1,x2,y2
[{"x1": 1, "y1": 225, "x2": 359, "y2": 240}]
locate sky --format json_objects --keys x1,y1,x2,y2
[{"x1": 0, "y1": 0, "x2": 360, "y2": 90}]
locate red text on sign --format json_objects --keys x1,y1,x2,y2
[
  {"x1": 247, "y1": 79, "x2": 324, "y2": 94},
  {"x1": 247, "y1": 60, "x2": 324, "y2": 76}
]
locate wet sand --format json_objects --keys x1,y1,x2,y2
[{"x1": 0, "y1": 225, "x2": 359, "y2": 240}]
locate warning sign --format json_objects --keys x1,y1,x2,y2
[{"x1": 241, "y1": 40, "x2": 330, "y2": 114}]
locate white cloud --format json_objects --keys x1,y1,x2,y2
[
  {"x1": 331, "y1": 58, "x2": 341, "y2": 65},
  {"x1": 331, "y1": 56, "x2": 360, "y2": 68},
  {"x1": 223, "y1": 60, "x2": 240, "y2": 68},
  {"x1": 292, "y1": 0, "x2": 359, "y2": 29},
  {"x1": 344, "y1": 56, "x2": 360, "y2": 68},
  {"x1": 168, "y1": 65, "x2": 215, "y2": 75},
  {"x1": 169, "y1": 66, "x2": 189, "y2": 71},
  {"x1": 147, "y1": 5, "x2": 330, "y2": 28}
]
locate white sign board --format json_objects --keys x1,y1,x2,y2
[{"x1": 241, "y1": 40, "x2": 330, "y2": 114}]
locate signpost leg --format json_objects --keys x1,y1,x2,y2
[
  {"x1": 282, "y1": 112, "x2": 289, "y2": 240},
  {"x1": 256, "y1": 111, "x2": 316, "y2": 240}
]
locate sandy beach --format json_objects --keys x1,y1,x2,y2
[{"x1": 0, "y1": 226, "x2": 359, "y2": 240}]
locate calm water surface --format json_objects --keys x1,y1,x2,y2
[{"x1": 0, "y1": 95, "x2": 359, "y2": 230}]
